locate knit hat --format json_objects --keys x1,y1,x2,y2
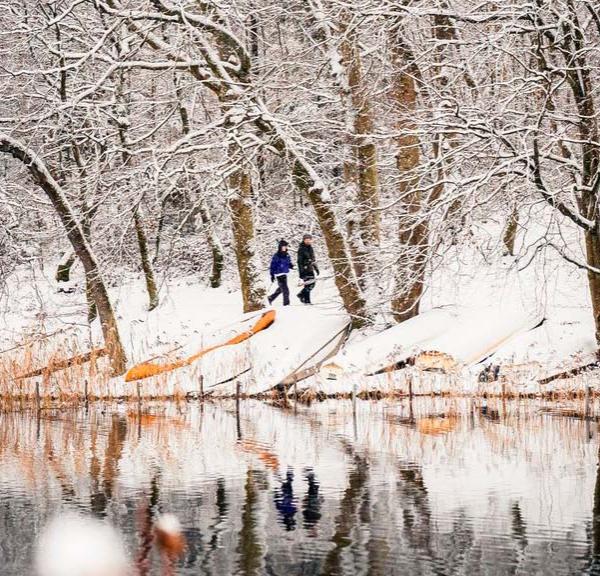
[
  {"x1": 302, "y1": 233, "x2": 313, "y2": 240},
  {"x1": 278, "y1": 239, "x2": 289, "y2": 250}
]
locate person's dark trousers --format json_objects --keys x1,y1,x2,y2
[
  {"x1": 298, "y1": 274, "x2": 315, "y2": 303},
  {"x1": 270, "y1": 275, "x2": 290, "y2": 305}
]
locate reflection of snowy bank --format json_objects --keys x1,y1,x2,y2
[{"x1": 1, "y1": 399, "x2": 598, "y2": 572}]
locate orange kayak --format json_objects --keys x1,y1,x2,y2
[{"x1": 125, "y1": 310, "x2": 276, "y2": 382}]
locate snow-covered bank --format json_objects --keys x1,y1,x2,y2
[{"x1": 0, "y1": 241, "x2": 599, "y2": 401}]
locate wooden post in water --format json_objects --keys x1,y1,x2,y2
[
  {"x1": 35, "y1": 380, "x2": 40, "y2": 411},
  {"x1": 236, "y1": 382, "x2": 242, "y2": 440},
  {"x1": 137, "y1": 381, "x2": 142, "y2": 416},
  {"x1": 293, "y1": 375, "x2": 298, "y2": 412},
  {"x1": 84, "y1": 379, "x2": 89, "y2": 404},
  {"x1": 585, "y1": 383, "x2": 591, "y2": 418},
  {"x1": 199, "y1": 375, "x2": 204, "y2": 402},
  {"x1": 352, "y1": 381, "x2": 358, "y2": 439}
]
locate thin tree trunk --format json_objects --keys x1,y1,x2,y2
[
  {"x1": 134, "y1": 208, "x2": 159, "y2": 310},
  {"x1": 342, "y1": 140, "x2": 367, "y2": 284},
  {"x1": 318, "y1": 10, "x2": 379, "y2": 286},
  {"x1": 173, "y1": 72, "x2": 225, "y2": 290},
  {"x1": 430, "y1": 8, "x2": 469, "y2": 230},
  {"x1": 53, "y1": 17, "x2": 100, "y2": 324},
  {"x1": 153, "y1": 203, "x2": 166, "y2": 264},
  {"x1": 116, "y1": 67, "x2": 160, "y2": 312},
  {"x1": 247, "y1": 9, "x2": 267, "y2": 204},
  {"x1": 346, "y1": 217, "x2": 366, "y2": 285},
  {"x1": 56, "y1": 251, "x2": 76, "y2": 283},
  {"x1": 503, "y1": 207, "x2": 519, "y2": 256},
  {"x1": 198, "y1": 200, "x2": 224, "y2": 288},
  {"x1": 0, "y1": 134, "x2": 127, "y2": 375}
]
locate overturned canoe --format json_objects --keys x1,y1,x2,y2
[
  {"x1": 125, "y1": 310, "x2": 276, "y2": 382},
  {"x1": 320, "y1": 307, "x2": 457, "y2": 379},
  {"x1": 479, "y1": 306, "x2": 598, "y2": 386},
  {"x1": 414, "y1": 305, "x2": 544, "y2": 373},
  {"x1": 209, "y1": 304, "x2": 350, "y2": 396}
]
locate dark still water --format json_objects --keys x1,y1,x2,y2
[{"x1": 1, "y1": 398, "x2": 600, "y2": 575}]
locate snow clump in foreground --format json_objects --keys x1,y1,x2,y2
[{"x1": 35, "y1": 513, "x2": 130, "y2": 576}]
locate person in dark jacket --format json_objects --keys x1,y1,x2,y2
[
  {"x1": 297, "y1": 233, "x2": 319, "y2": 304},
  {"x1": 268, "y1": 239, "x2": 293, "y2": 306}
]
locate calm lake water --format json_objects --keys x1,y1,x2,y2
[{"x1": 1, "y1": 398, "x2": 600, "y2": 575}]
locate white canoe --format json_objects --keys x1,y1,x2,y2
[
  {"x1": 320, "y1": 306, "x2": 458, "y2": 378},
  {"x1": 414, "y1": 304, "x2": 544, "y2": 372}
]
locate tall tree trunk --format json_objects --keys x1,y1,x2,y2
[
  {"x1": 339, "y1": 29, "x2": 380, "y2": 249},
  {"x1": 229, "y1": 166, "x2": 266, "y2": 312},
  {"x1": 0, "y1": 134, "x2": 127, "y2": 375},
  {"x1": 247, "y1": 9, "x2": 267, "y2": 203},
  {"x1": 293, "y1": 162, "x2": 367, "y2": 327},
  {"x1": 81, "y1": 213, "x2": 98, "y2": 323},
  {"x1": 314, "y1": 9, "x2": 379, "y2": 286},
  {"x1": 390, "y1": 35, "x2": 428, "y2": 322},
  {"x1": 585, "y1": 231, "x2": 600, "y2": 346},
  {"x1": 134, "y1": 208, "x2": 159, "y2": 310},
  {"x1": 430, "y1": 5, "x2": 471, "y2": 228}
]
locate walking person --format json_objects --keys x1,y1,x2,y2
[
  {"x1": 268, "y1": 239, "x2": 293, "y2": 306},
  {"x1": 297, "y1": 233, "x2": 319, "y2": 304}
]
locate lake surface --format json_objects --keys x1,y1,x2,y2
[{"x1": 1, "y1": 398, "x2": 600, "y2": 575}]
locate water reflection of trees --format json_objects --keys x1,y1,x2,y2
[
  {"x1": 237, "y1": 469, "x2": 265, "y2": 576},
  {"x1": 321, "y1": 455, "x2": 369, "y2": 576},
  {"x1": 0, "y1": 400, "x2": 597, "y2": 575}
]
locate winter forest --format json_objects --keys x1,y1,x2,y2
[
  {"x1": 5, "y1": 3, "x2": 600, "y2": 575},
  {"x1": 1, "y1": 0, "x2": 600, "y2": 393}
]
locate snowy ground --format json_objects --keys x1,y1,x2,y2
[{"x1": 0, "y1": 231, "x2": 598, "y2": 399}]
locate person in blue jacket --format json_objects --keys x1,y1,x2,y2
[{"x1": 268, "y1": 239, "x2": 294, "y2": 306}]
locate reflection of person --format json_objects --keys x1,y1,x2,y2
[
  {"x1": 302, "y1": 469, "x2": 322, "y2": 530},
  {"x1": 268, "y1": 239, "x2": 293, "y2": 306},
  {"x1": 274, "y1": 469, "x2": 297, "y2": 531},
  {"x1": 297, "y1": 234, "x2": 319, "y2": 304}
]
